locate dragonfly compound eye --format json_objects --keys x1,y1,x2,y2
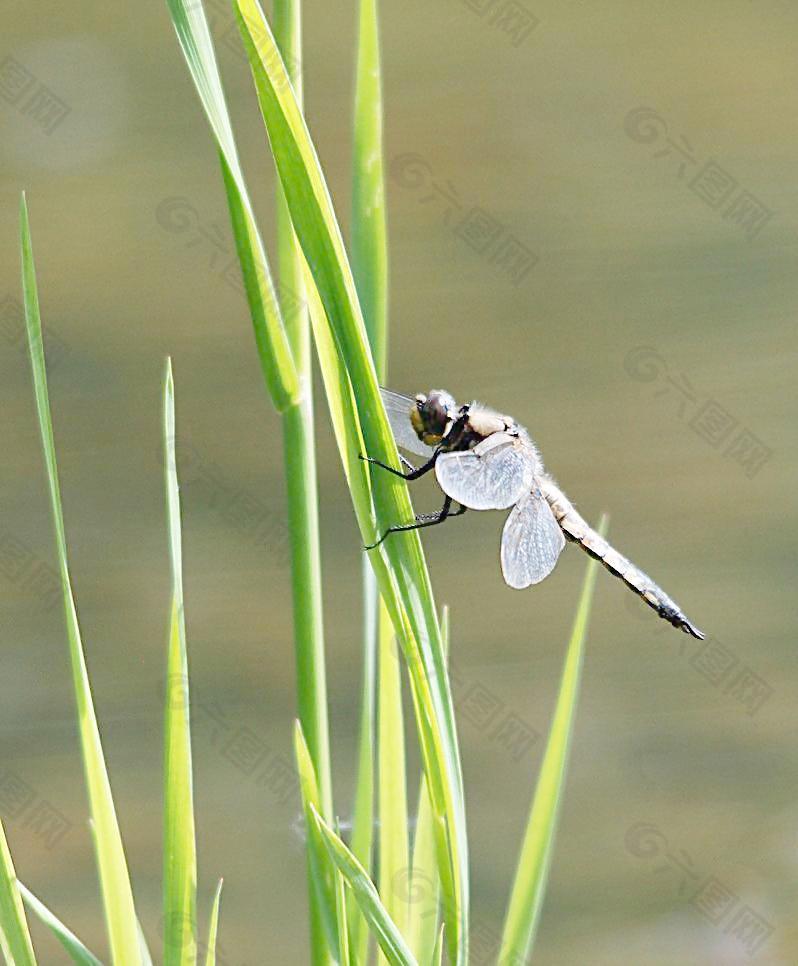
[{"x1": 411, "y1": 390, "x2": 455, "y2": 446}]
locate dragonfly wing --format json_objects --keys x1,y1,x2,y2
[
  {"x1": 501, "y1": 489, "x2": 566, "y2": 589},
  {"x1": 379, "y1": 387, "x2": 433, "y2": 459},
  {"x1": 435, "y1": 433, "x2": 534, "y2": 510}
]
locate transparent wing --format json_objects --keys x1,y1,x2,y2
[
  {"x1": 379, "y1": 387, "x2": 433, "y2": 459},
  {"x1": 501, "y1": 489, "x2": 566, "y2": 588},
  {"x1": 435, "y1": 433, "x2": 534, "y2": 510}
]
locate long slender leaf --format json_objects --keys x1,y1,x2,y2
[
  {"x1": 165, "y1": 0, "x2": 299, "y2": 412},
  {"x1": 377, "y1": 598, "x2": 409, "y2": 961},
  {"x1": 347, "y1": 559, "x2": 377, "y2": 964},
  {"x1": 497, "y1": 517, "x2": 608, "y2": 965},
  {"x1": 431, "y1": 925, "x2": 444, "y2": 966},
  {"x1": 232, "y1": 7, "x2": 468, "y2": 959},
  {"x1": 332, "y1": 831, "x2": 351, "y2": 966},
  {"x1": 309, "y1": 807, "x2": 417, "y2": 966},
  {"x1": 0, "y1": 821, "x2": 36, "y2": 966},
  {"x1": 272, "y1": 5, "x2": 335, "y2": 962},
  {"x1": 203, "y1": 880, "x2": 223, "y2": 966},
  {"x1": 162, "y1": 360, "x2": 198, "y2": 966},
  {"x1": 20, "y1": 193, "x2": 142, "y2": 965},
  {"x1": 166, "y1": 3, "x2": 335, "y2": 957},
  {"x1": 349, "y1": 0, "x2": 388, "y2": 956},
  {"x1": 292, "y1": 723, "x2": 339, "y2": 954},
  {"x1": 407, "y1": 608, "x2": 448, "y2": 961},
  {"x1": 352, "y1": 0, "x2": 388, "y2": 374},
  {"x1": 18, "y1": 883, "x2": 101, "y2": 966}
]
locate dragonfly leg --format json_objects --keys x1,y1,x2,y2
[
  {"x1": 365, "y1": 496, "x2": 467, "y2": 550},
  {"x1": 359, "y1": 450, "x2": 438, "y2": 481}
]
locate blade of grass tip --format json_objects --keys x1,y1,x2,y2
[
  {"x1": 349, "y1": 0, "x2": 388, "y2": 955},
  {"x1": 232, "y1": 7, "x2": 468, "y2": 959},
  {"x1": 497, "y1": 515, "x2": 608, "y2": 966},
  {"x1": 165, "y1": 0, "x2": 299, "y2": 412},
  {"x1": 137, "y1": 922, "x2": 155, "y2": 966},
  {"x1": 309, "y1": 807, "x2": 417, "y2": 966},
  {"x1": 162, "y1": 360, "x2": 198, "y2": 966},
  {"x1": 431, "y1": 925, "x2": 445, "y2": 966},
  {"x1": 18, "y1": 883, "x2": 101, "y2": 966},
  {"x1": 204, "y1": 880, "x2": 223, "y2": 966},
  {"x1": 377, "y1": 598, "x2": 409, "y2": 962},
  {"x1": 292, "y1": 722, "x2": 340, "y2": 956},
  {"x1": 407, "y1": 608, "x2": 449, "y2": 961},
  {"x1": 19, "y1": 885, "x2": 100, "y2": 966},
  {"x1": 0, "y1": 821, "x2": 36, "y2": 966},
  {"x1": 19, "y1": 194, "x2": 142, "y2": 965}
]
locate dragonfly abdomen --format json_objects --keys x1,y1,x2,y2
[{"x1": 539, "y1": 478, "x2": 705, "y2": 639}]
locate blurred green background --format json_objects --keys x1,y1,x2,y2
[{"x1": 1, "y1": 1, "x2": 795, "y2": 963}]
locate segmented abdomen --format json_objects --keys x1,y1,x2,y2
[{"x1": 539, "y1": 478, "x2": 705, "y2": 639}]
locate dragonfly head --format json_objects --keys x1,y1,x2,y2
[{"x1": 411, "y1": 390, "x2": 458, "y2": 447}]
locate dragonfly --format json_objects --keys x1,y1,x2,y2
[{"x1": 361, "y1": 388, "x2": 705, "y2": 639}]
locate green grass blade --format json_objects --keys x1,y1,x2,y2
[
  {"x1": 165, "y1": 0, "x2": 299, "y2": 412},
  {"x1": 0, "y1": 821, "x2": 36, "y2": 966},
  {"x1": 274, "y1": 0, "x2": 334, "y2": 860},
  {"x1": 407, "y1": 608, "x2": 448, "y2": 962},
  {"x1": 162, "y1": 360, "x2": 198, "y2": 966},
  {"x1": 350, "y1": 3, "x2": 390, "y2": 953},
  {"x1": 377, "y1": 599, "x2": 409, "y2": 960},
  {"x1": 497, "y1": 516, "x2": 608, "y2": 965},
  {"x1": 352, "y1": 0, "x2": 388, "y2": 375},
  {"x1": 347, "y1": 559, "x2": 377, "y2": 963},
  {"x1": 332, "y1": 832, "x2": 351, "y2": 966},
  {"x1": 18, "y1": 883, "x2": 101, "y2": 966},
  {"x1": 20, "y1": 194, "x2": 142, "y2": 965},
  {"x1": 292, "y1": 723, "x2": 339, "y2": 956},
  {"x1": 431, "y1": 925, "x2": 444, "y2": 966},
  {"x1": 309, "y1": 807, "x2": 417, "y2": 966},
  {"x1": 232, "y1": 7, "x2": 468, "y2": 959},
  {"x1": 203, "y1": 880, "x2": 223, "y2": 966},
  {"x1": 167, "y1": 2, "x2": 335, "y2": 953},
  {"x1": 302, "y1": 247, "x2": 464, "y2": 963}
]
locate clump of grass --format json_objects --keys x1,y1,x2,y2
[
  {"x1": 165, "y1": 2, "x2": 606, "y2": 964},
  {"x1": 0, "y1": 2, "x2": 605, "y2": 964}
]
